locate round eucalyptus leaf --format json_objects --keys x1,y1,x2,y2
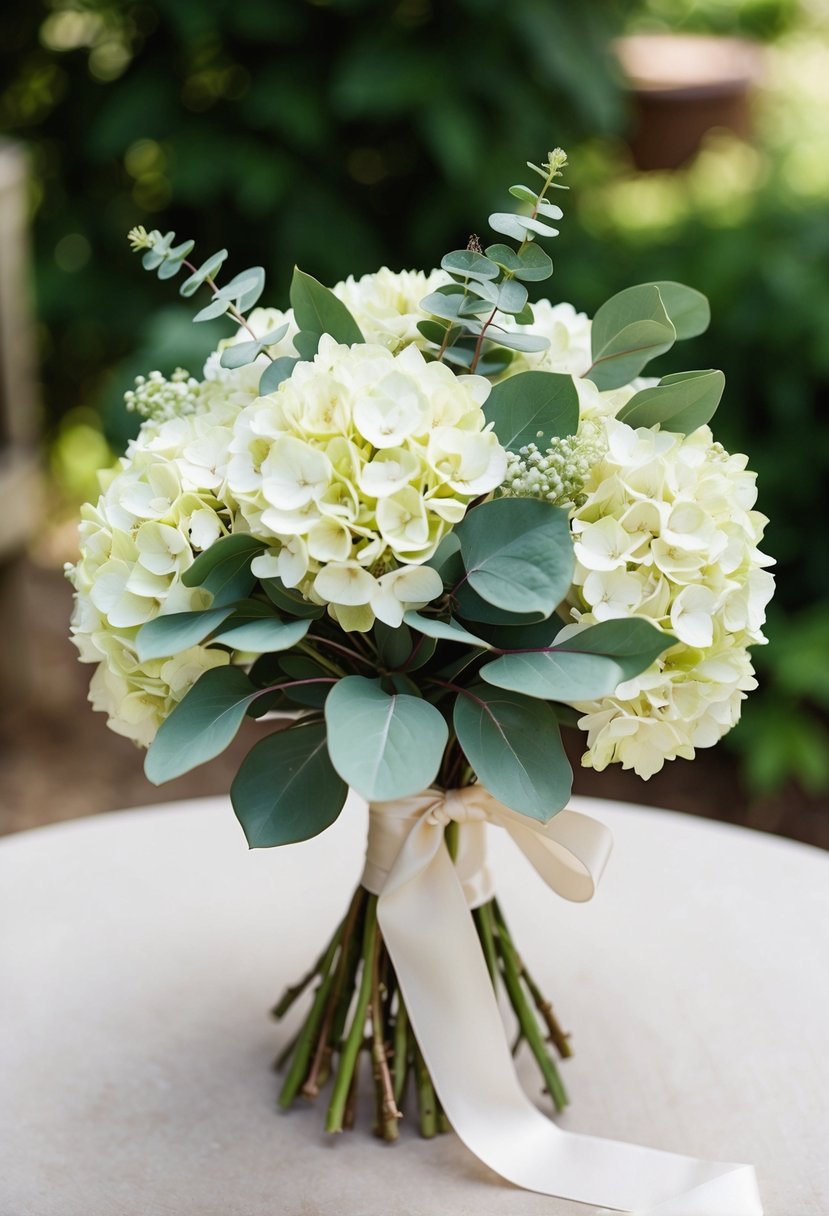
[
  {"x1": 231, "y1": 722, "x2": 347, "y2": 848},
  {"x1": 325, "y1": 676, "x2": 448, "y2": 801}
]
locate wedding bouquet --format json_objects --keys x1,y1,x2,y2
[{"x1": 68, "y1": 149, "x2": 772, "y2": 1209}]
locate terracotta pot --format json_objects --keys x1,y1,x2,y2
[{"x1": 615, "y1": 34, "x2": 764, "y2": 170}]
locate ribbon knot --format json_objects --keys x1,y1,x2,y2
[
  {"x1": 360, "y1": 786, "x2": 762, "y2": 1215},
  {"x1": 426, "y1": 787, "x2": 486, "y2": 827}
]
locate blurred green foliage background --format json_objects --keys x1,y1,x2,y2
[{"x1": 1, "y1": 0, "x2": 827, "y2": 799}]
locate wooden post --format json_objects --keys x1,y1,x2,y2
[{"x1": 0, "y1": 140, "x2": 41, "y2": 698}]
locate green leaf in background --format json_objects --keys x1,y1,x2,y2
[
  {"x1": 144, "y1": 666, "x2": 260, "y2": 784},
  {"x1": 453, "y1": 685, "x2": 571, "y2": 821},
  {"x1": 231, "y1": 722, "x2": 348, "y2": 848},
  {"x1": 182, "y1": 533, "x2": 266, "y2": 605},
  {"x1": 325, "y1": 676, "x2": 448, "y2": 800},
  {"x1": 586, "y1": 284, "x2": 676, "y2": 390},
  {"x1": 645, "y1": 281, "x2": 711, "y2": 340},
  {"x1": 402, "y1": 611, "x2": 492, "y2": 650},
  {"x1": 455, "y1": 498, "x2": 574, "y2": 616},
  {"x1": 136, "y1": 604, "x2": 236, "y2": 661},
  {"x1": 483, "y1": 371, "x2": 579, "y2": 452},
  {"x1": 616, "y1": 369, "x2": 725, "y2": 435},
  {"x1": 480, "y1": 618, "x2": 673, "y2": 701},
  {"x1": 289, "y1": 267, "x2": 364, "y2": 354},
  {"x1": 209, "y1": 603, "x2": 312, "y2": 653}
]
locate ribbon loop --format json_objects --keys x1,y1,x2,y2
[{"x1": 364, "y1": 786, "x2": 762, "y2": 1215}]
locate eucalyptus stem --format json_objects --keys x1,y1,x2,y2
[
  {"x1": 277, "y1": 924, "x2": 344, "y2": 1108},
  {"x1": 491, "y1": 898, "x2": 569, "y2": 1111},
  {"x1": 271, "y1": 943, "x2": 328, "y2": 1019},
  {"x1": 413, "y1": 1041, "x2": 437, "y2": 1138},
  {"x1": 370, "y1": 934, "x2": 402, "y2": 1141},
  {"x1": 392, "y1": 993, "x2": 410, "y2": 1107},
  {"x1": 473, "y1": 901, "x2": 499, "y2": 984},
  {"x1": 325, "y1": 896, "x2": 378, "y2": 1133}
]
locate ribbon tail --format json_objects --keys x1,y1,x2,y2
[{"x1": 377, "y1": 819, "x2": 762, "y2": 1216}]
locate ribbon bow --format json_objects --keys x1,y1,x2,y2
[{"x1": 362, "y1": 787, "x2": 762, "y2": 1216}]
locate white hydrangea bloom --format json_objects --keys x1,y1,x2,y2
[
  {"x1": 67, "y1": 391, "x2": 242, "y2": 747},
  {"x1": 229, "y1": 335, "x2": 505, "y2": 631},
  {"x1": 331, "y1": 267, "x2": 450, "y2": 352},
  {"x1": 560, "y1": 418, "x2": 775, "y2": 778}
]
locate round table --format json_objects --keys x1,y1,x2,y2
[{"x1": 1, "y1": 795, "x2": 827, "y2": 1215}]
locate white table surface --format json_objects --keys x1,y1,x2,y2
[{"x1": 1, "y1": 795, "x2": 827, "y2": 1216}]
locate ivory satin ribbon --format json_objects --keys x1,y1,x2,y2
[{"x1": 362, "y1": 787, "x2": 763, "y2": 1216}]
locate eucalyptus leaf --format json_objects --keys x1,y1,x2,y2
[
  {"x1": 290, "y1": 267, "x2": 363, "y2": 345},
  {"x1": 157, "y1": 258, "x2": 183, "y2": 281},
  {"x1": 144, "y1": 666, "x2": 259, "y2": 784},
  {"x1": 482, "y1": 328, "x2": 549, "y2": 353},
  {"x1": 646, "y1": 281, "x2": 710, "y2": 340},
  {"x1": 617, "y1": 369, "x2": 725, "y2": 434},
  {"x1": 453, "y1": 685, "x2": 571, "y2": 821},
  {"x1": 259, "y1": 356, "x2": 299, "y2": 393},
  {"x1": 262, "y1": 578, "x2": 326, "y2": 618},
  {"x1": 455, "y1": 498, "x2": 574, "y2": 616},
  {"x1": 218, "y1": 266, "x2": 265, "y2": 312},
  {"x1": 483, "y1": 371, "x2": 579, "y2": 452},
  {"x1": 480, "y1": 618, "x2": 673, "y2": 701},
  {"x1": 179, "y1": 249, "x2": 228, "y2": 295},
  {"x1": 453, "y1": 581, "x2": 548, "y2": 626},
  {"x1": 495, "y1": 280, "x2": 529, "y2": 315},
  {"x1": 485, "y1": 243, "x2": 553, "y2": 282},
  {"x1": 325, "y1": 676, "x2": 448, "y2": 800},
  {"x1": 210, "y1": 609, "x2": 311, "y2": 654},
  {"x1": 508, "y1": 184, "x2": 538, "y2": 204},
  {"x1": 441, "y1": 250, "x2": 500, "y2": 281},
  {"x1": 193, "y1": 297, "x2": 231, "y2": 323},
  {"x1": 279, "y1": 654, "x2": 333, "y2": 707},
  {"x1": 426, "y1": 532, "x2": 464, "y2": 585},
  {"x1": 587, "y1": 284, "x2": 676, "y2": 390},
  {"x1": 136, "y1": 605, "x2": 235, "y2": 661},
  {"x1": 402, "y1": 611, "x2": 492, "y2": 650},
  {"x1": 490, "y1": 213, "x2": 559, "y2": 240},
  {"x1": 231, "y1": 722, "x2": 347, "y2": 848},
  {"x1": 182, "y1": 533, "x2": 266, "y2": 605},
  {"x1": 374, "y1": 621, "x2": 414, "y2": 669}
]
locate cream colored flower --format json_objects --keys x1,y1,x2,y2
[{"x1": 227, "y1": 336, "x2": 505, "y2": 630}]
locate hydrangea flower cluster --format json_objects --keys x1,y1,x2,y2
[
  {"x1": 228, "y1": 335, "x2": 505, "y2": 632},
  {"x1": 67, "y1": 393, "x2": 239, "y2": 744},
  {"x1": 331, "y1": 267, "x2": 449, "y2": 353},
  {"x1": 67, "y1": 272, "x2": 508, "y2": 742},
  {"x1": 560, "y1": 418, "x2": 775, "y2": 778}
]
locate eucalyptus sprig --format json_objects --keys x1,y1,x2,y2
[
  {"x1": 418, "y1": 148, "x2": 569, "y2": 374},
  {"x1": 127, "y1": 225, "x2": 290, "y2": 392}
]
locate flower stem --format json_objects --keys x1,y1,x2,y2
[
  {"x1": 413, "y1": 1041, "x2": 437, "y2": 1138},
  {"x1": 491, "y1": 898, "x2": 569, "y2": 1111},
  {"x1": 325, "y1": 896, "x2": 379, "y2": 1133},
  {"x1": 392, "y1": 992, "x2": 410, "y2": 1107},
  {"x1": 370, "y1": 936, "x2": 402, "y2": 1141},
  {"x1": 277, "y1": 924, "x2": 344, "y2": 1108}
]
